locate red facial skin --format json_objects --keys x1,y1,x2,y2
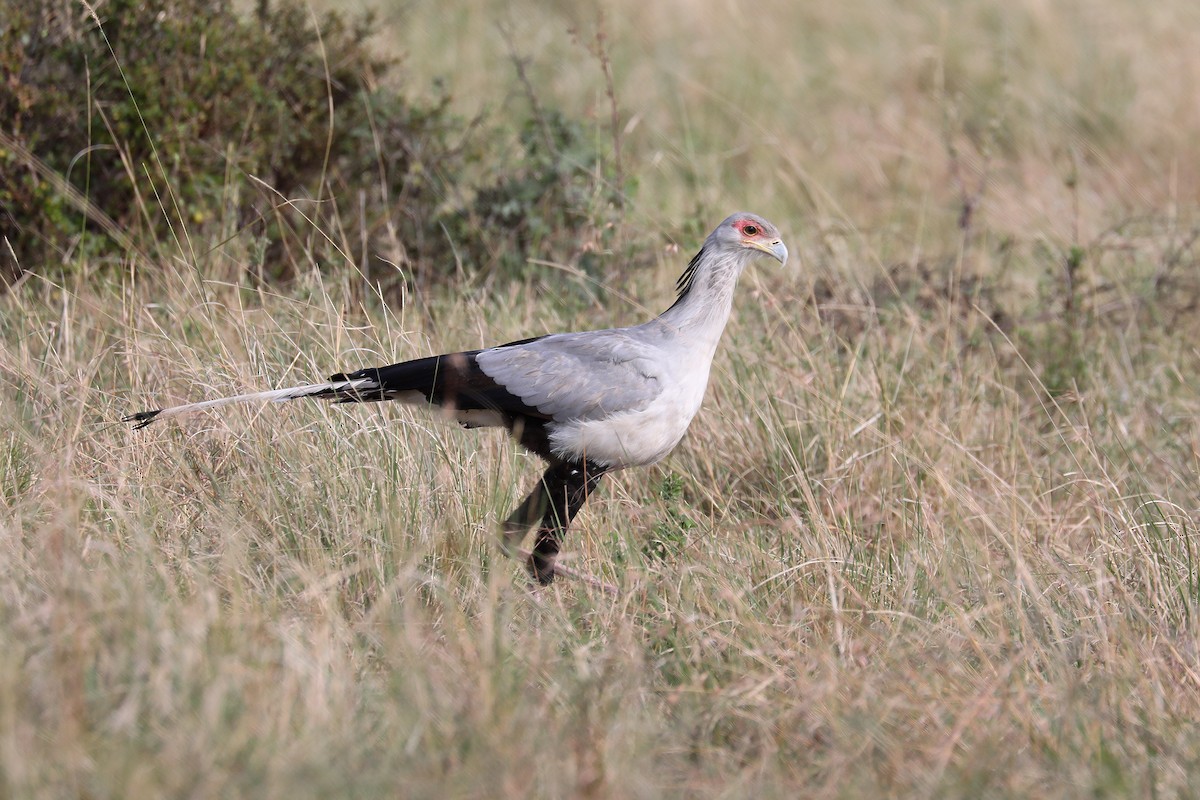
[{"x1": 735, "y1": 218, "x2": 765, "y2": 239}]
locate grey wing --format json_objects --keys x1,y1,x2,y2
[{"x1": 474, "y1": 330, "x2": 664, "y2": 421}]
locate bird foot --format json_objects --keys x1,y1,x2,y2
[{"x1": 503, "y1": 545, "x2": 618, "y2": 596}]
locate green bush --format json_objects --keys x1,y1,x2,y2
[
  {"x1": 0, "y1": 0, "x2": 629, "y2": 289},
  {"x1": 0, "y1": 0, "x2": 468, "y2": 283},
  {"x1": 450, "y1": 109, "x2": 628, "y2": 281}
]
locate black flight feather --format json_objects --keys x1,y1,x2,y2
[{"x1": 329, "y1": 338, "x2": 552, "y2": 420}]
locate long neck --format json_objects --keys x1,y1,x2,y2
[{"x1": 656, "y1": 245, "x2": 747, "y2": 351}]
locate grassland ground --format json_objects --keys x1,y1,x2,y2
[{"x1": 3, "y1": 0, "x2": 1200, "y2": 796}]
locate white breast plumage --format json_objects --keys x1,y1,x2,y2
[{"x1": 548, "y1": 358, "x2": 714, "y2": 468}]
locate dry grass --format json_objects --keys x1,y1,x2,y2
[{"x1": 4, "y1": 0, "x2": 1200, "y2": 796}]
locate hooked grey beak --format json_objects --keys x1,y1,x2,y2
[{"x1": 750, "y1": 239, "x2": 788, "y2": 266}]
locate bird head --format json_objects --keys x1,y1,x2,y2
[{"x1": 711, "y1": 212, "x2": 788, "y2": 266}]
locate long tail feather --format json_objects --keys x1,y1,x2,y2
[{"x1": 123, "y1": 378, "x2": 378, "y2": 429}]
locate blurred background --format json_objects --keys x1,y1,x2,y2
[{"x1": 7, "y1": 0, "x2": 1200, "y2": 306}]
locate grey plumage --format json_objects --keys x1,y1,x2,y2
[
  {"x1": 126, "y1": 212, "x2": 789, "y2": 584},
  {"x1": 474, "y1": 331, "x2": 662, "y2": 422}
]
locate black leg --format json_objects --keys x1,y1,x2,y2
[{"x1": 502, "y1": 460, "x2": 605, "y2": 584}]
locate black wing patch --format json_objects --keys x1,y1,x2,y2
[{"x1": 329, "y1": 343, "x2": 551, "y2": 420}]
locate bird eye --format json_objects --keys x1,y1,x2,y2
[{"x1": 743, "y1": 224, "x2": 759, "y2": 236}]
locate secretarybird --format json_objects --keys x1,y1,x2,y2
[{"x1": 126, "y1": 213, "x2": 788, "y2": 585}]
